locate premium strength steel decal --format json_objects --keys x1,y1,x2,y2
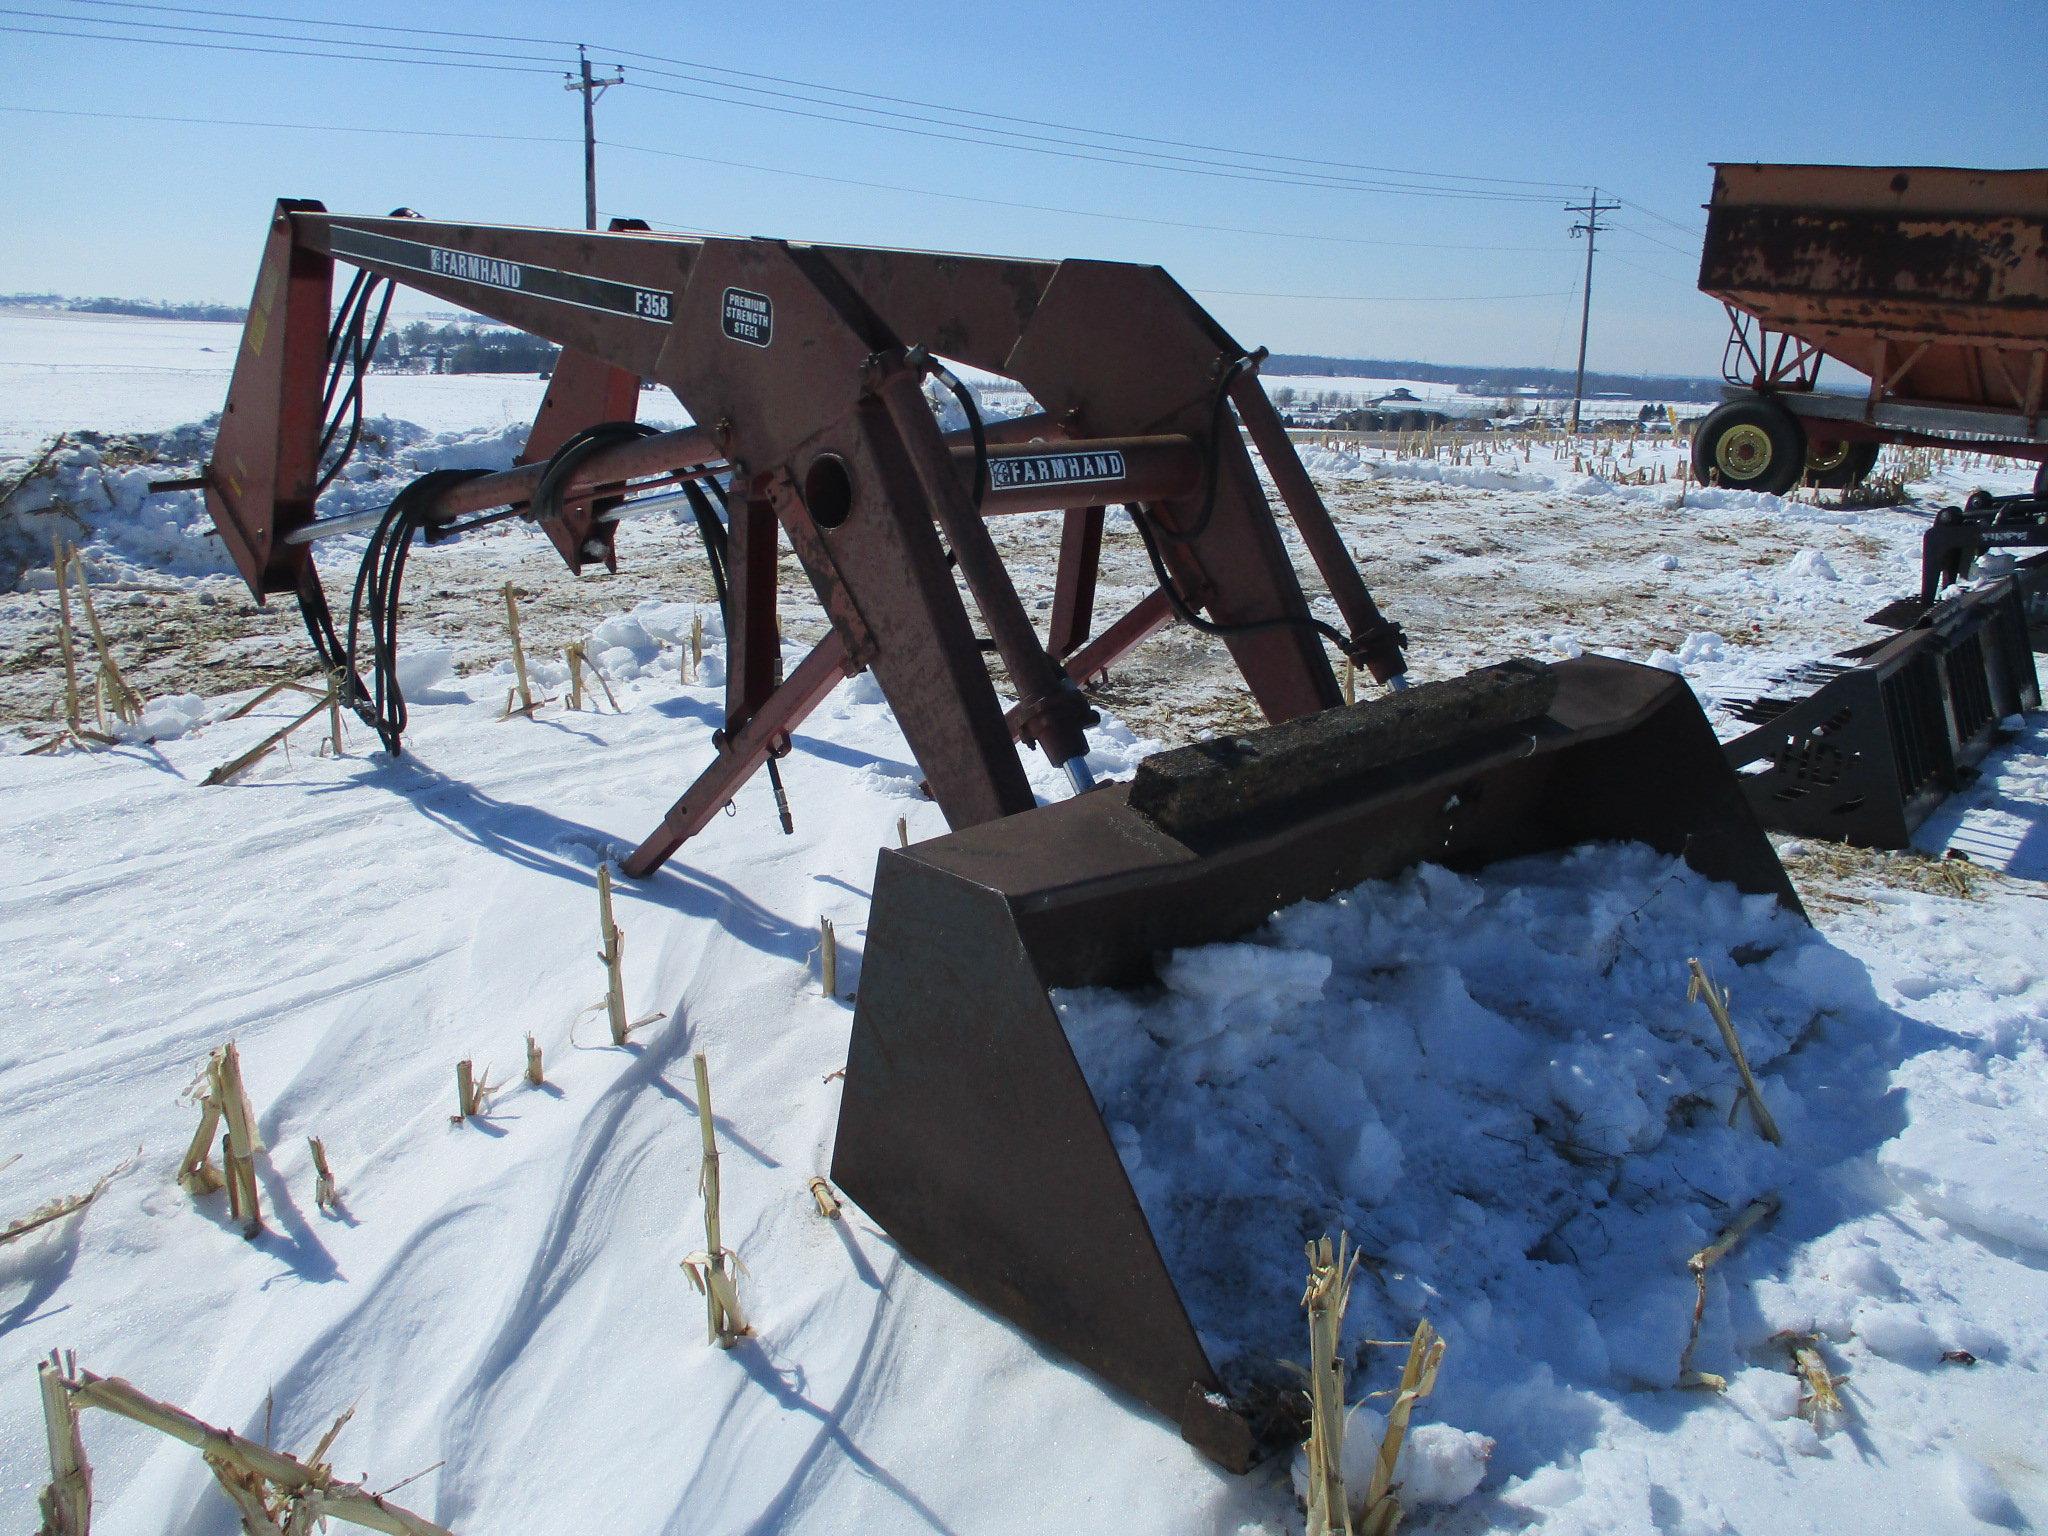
[{"x1": 327, "y1": 227, "x2": 673, "y2": 323}]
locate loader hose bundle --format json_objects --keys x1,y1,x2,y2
[
  {"x1": 344, "y1": 468, "x2": 491, "y2": 756},
  {"x1": 312, "y1": 209, "x2": 418, "y2": 498}
]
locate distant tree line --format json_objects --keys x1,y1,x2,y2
[
  {"x1": 1263, "y1": 353, "x2": 1722, "y2": 403},
  {"x1": 372, "y1": 321, "x2": 559, "y2": 375},
  {"x1": 60, "y1": 295, "x2": 249, "y2": 322}
]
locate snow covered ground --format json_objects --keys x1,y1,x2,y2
[{"x1": 2, "y1": 315, "x2": 2046, "y2": 1534}]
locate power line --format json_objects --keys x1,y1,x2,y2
[
  {"x1": 0, "y1": 103, "x2": 1566, "y2": 254},
  {"x1": 60, "y1": 0, "x2": 1587, "y2": 191},
  {"x1": 6, "y1": 11, "x2": 1588, "y2": 205},
  {"x1": 1608, "y1": 221, "x2": 1699, "y2": 259},
  {"x1": 0, "y1": 4, "x2": 568, "y2": 63},
  {"x1": 1602, "y1": 252, "x2": 1701, "y2": 288},
  {"x1": 618, "y1": 63, "x2": 1566, "y2": 198},
  {"x1": 1, "y1": 102, "x2": 581, "y2": 147},
  {"x1": 623, "y1": 78, "x2": 1563, "y2": 203},
  {"x1": 605, "y1": 138, "x2": 1563, "y2": 252},
  {"x1": 0, "y1": 19, "x2": 560, "y2": 72},
  {"x1": 1616, "y1": 196, "x2": 1707, "y2": 237}
]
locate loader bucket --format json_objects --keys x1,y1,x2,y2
[{"x1": 831, "y1": 654, "x2": 1802, "y2": 1469}]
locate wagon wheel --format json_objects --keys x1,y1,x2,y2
[
  {"x1": 1691, "y1": 397, "x2": 1806, "y2": 496},
  {"x1": 1804, "y1": 439, "x2": 1881, "y2": 489}
]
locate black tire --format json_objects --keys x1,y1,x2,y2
[
  {"x1": 1691, "y1": 396, "x2": 1807, "y2": 496},
  {"x1": 1804, "y1": 439, "x2": 1881, "y2": 489}
]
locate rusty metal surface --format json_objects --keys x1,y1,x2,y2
[
  {"x1": 207, "y1": 199, "x2": 333, "y2": 599},
  {"x1": 516, "y1": 347, "x2": 644, "y2": 573},
  {"x1": 1009, "y1": 261, "x2": 1343, "y2": 721},
  {"x1": 1232, "y1": 372, "x2": 1406, "y2": 682},
  {"x1": 623, "y1": 636, "x2": 851, "y2": 877},
  {"x1": 1047, "y1": 506, "x2": 1105, "y2": 658},
  {"x1": 833, "y1": 655, "x2": 1804, "y2": 1466},
  {"x1": 298, "y1": 213, "x2": 695, "y2": 377},
  {"x1": 1700, "y1": 163, "x2": 2048, "y2": 429},
  {"x1": 1725, "y1": 576, "x2": 2040, "y2": 846},
  {"x1": 200, "y1": 205, "x2": 1407, "y2": 875}
]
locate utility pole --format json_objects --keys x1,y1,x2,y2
[
  {"x1": 564, "y1": 45, "x2": 625, "y2": 231},
  {"x1": 1565, "y1": 188, "x2": 1620, "y2": 434}
]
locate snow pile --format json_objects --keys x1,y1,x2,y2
[
  {"x1": 1057, "y1": 844, "x2": 1856, "y2": 1505},
  {"x1": 1295, "y1": 445, "x2": 1370, "y2": 478},
  {"x1": 1645, "y1": 631, "x2": 1731, "y2": 676},
  {"x1": 1, "y1": 417, "x2": 531, "y2": 589},
  {"x1": 2, "y1": 439, "x2": 230, "y2": 585},
  {"x1": 1289, "y1": 1407, "x2": 1493, "y2": 1516}
]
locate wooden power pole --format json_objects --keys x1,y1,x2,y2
[
  {"x1": 564, "y1": 45, "x2": 625, "y2": 231},
  {"x1": 1565, "y1": 189, "x2": 1620, "y2": 434}
]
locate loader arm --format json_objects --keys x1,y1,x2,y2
[{"x1": 193, "y1": 200, "x2": 1410, "y2": 875}]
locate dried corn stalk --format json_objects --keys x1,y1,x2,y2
[
  {"x1": 525, "y1": 1033, "x2": 545, "y2": 1086},
  {"x1": 202, "y1": 1044, "x2": 265, "y2": 1237},
  {"x1": 202, "y1": 687, "x2": 336, "y2": 787},
  {"x1": 806, "y1": 1176, "x2": 841, "y2": 1220},
  {"x1": 564, "y1": 643, "x2": 619, "y2": 714},
  {"x1": 1302, "y1": 1234, "x2": 1362, "y2": 1536},
  {"x1": 1778, "y1": 1331, "x2": 1847, "y2": 1430},
  {"x1": 62, "y1": 542, "x2": 142, "y2": 726},
  {"x1": 4, "y1": 1164, "x2": 121, "y2": 1249},
  {"x1": 38, "y1": 1354, "x2": 91, "y2": 1536},
  {"x1": 308, "y1": 1139, "x2": 338, "y2": 1214},
  {"x1": 681, "y1": 1052, "x2": 750, "y2": 1346},
  {"x1": 36, "y1": 1357, "x2": 451, "y2": 1536},
  {"x1": 1677, "y1": 1195, "x2": 1778, "y2": 1389},
  {"x1": 453, "y1": 1060, "x2": 493, "y2": 1122},
  {"x1": 598, "y1": 866, "x2": 629, "y2": 1046},
  {"x1": 1686, "y1": 959, "x2": 1782, "y2": 1144},
  {"x1": 500, "y1": 582, "x2": 538, "y2": 718},
  {"x1": 1360, "y1": 1319, "x2": 1446, "y2": 1536},
  {"x1": 819, "y1": 918, "x2": 838, "y2": 998}
]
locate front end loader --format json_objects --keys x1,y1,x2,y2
[{"x1": 173, "y1": 201, "x2": 1801, "y2": 1466}]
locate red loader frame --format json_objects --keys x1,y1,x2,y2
[{"x1": 199, "y1": 202, "x2": 1407, "y2": 875}]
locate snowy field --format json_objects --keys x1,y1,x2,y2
[{"x1": 2, "y1": 314, "x2": 2046, "y2": 1534}]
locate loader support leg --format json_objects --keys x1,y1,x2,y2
[
  {"x1": 725, "y1": 493, "x2": 783, "y2": 728},
  {"x1": 624, "y1": 638, "x2": 850, "y2": 876},
  {"x1": 874, "y1": 367, "x2": 1095, "y2": 766},
  {"x1": 1048, "y1": 506, "x2": 1105, "y2": 660}
]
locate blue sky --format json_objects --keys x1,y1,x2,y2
[{"x1": 4, "y1": 0, "x2": 2042, "y2": 376}]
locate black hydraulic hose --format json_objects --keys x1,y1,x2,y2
[
  {"x1": 1123, "y1": 349, "x2": 1384, "y2": 667},
  {"x1": 314, "y1": 273, "x2": 397, "y2": 498},
  {"x1": 529, "y1": 420, "x2": 661, "y2": 528},
  {"x1": 679, "y1": 474, "x2": 731, "y2": 617},
  {"x1": 313, "y1": 210, "x2": 419, "y2": 499},
  {"x1": 342, "y1": 468, "x2": 490, "y2": 756},
  {"x1": 920, "y1": 355, "x2": 989, "y2": 513},
  {"x1": 1157, "y1": 353, "x2": 1254, "y2": 544},
  {"x1": 1128, "y1": 501, "x2": 1367, "y2": 664}
]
